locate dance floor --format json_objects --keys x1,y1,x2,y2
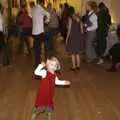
[{"x1": 0, "y1": 41, "x2": 120, "y2": 120}]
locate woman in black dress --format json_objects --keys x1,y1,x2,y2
[{"x1": 66, "y1": 6, "x2": 83, "y2": 71}]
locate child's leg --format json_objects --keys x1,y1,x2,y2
[
  {"x1": 45, "y1": 111, "x2": 52, "y2": 120},
  {"x1": 31, "y1": 107, "x2": 39, "y2": 120},
  {"x1": 32, "y1": 113, "x2": 37, "y2": 120}
]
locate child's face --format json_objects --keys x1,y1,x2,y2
[{"x1": 46, "y1": 60, "x2": 57, "y2": 72}]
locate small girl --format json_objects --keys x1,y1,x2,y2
[{"x1": 32, "y1": 57, "x2": 71, "y2": 120}]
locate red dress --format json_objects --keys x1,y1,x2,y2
[{"x1": 34, "y1": 71, "x2": 56, "y2": 112}]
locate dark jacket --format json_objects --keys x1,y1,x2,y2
[
  {"x1": 109, "y1": 42, "x2": 120, "y2": 59},
  {"x1": 97, "y1": 8, "x2": 111, "y2": 34}
]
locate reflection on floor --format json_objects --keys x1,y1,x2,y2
[{"x1": 0, "y1": 40, "x2": 120, "y2": 120}]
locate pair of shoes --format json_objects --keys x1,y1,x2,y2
[{"x1": 97, "y1": 59, "x2": 104, "y2": 65}]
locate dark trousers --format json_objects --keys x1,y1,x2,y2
[
  {"x1": 19, "y1": 28, "x2": 32, "y2": 54},
  {"x1": 44, "y1": 31, "x2": 52, "y2": 58},
  {"x1": 33, "y1": 33, "x2": 44, "y2": 68},
  {"x1": 19, "y1": 35, "x2": 31, "y2": 54},
  {"x1": 96, "y1": 30, "x2": 107, "y2": 58}
]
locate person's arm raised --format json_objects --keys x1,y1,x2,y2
[{"x1": 34, "y1": 63, "x2": 47, "y2": 79}]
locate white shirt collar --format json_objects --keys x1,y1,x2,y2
[{"x1": 88, "y1": 11, "x2": 94, "y2": 15}]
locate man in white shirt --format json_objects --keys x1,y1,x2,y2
[
  {"x1": 31, "y1": 0, "x2": 50, "y2": 68},
  {"x1": 85, "y1": 1, "x2": 98, "y2": 62}
]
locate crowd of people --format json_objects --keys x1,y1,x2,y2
[
  {"x1": 0, "y1": 1, "x2": 120, "y2": 120},
  {"x1": 0, "y1": 0, "x2": 120, "y2": 72}
]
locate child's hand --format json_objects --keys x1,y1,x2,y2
[
  {"x1": 64, "y1": 81, "x2": 71, "y2": 85},
  {"x1": 41, "y1": 62, "x2": 45, "y2": 67}
]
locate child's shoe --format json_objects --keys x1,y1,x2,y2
[{"x1": 31, "y1": 113, "x2": 37, "y2": 120}]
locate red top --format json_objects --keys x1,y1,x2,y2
[
  {"x1": 61, "y1": 10, "x2": 69, "y2": 29},
  {"x1": 17, "y1": 11, "x2": 32, "y2": 28},
  {"x1": 35, "y1": 71, "x2": 56, "y2": 110}
]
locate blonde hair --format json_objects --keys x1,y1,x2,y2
[{"x1": 47, "y1": 57, "x2": 60, "y2": 70}]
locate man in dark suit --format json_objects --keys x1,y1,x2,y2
[{"x1": 96, "y1": 2, "x2": 112, "y2": 64}]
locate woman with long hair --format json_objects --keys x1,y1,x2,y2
[{"x1": 66, "y1": 6, "x2": 83, "y2": 71}]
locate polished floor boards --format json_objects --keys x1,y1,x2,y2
[{"x1": 0, "y1": 42, "x2": 120, "y2": 120}]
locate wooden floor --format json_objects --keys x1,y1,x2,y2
[{"x1": 0, "y1": 41, "x2": 120, "y2": 120}]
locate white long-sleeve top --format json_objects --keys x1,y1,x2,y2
[
  {"x1": 87, "y1": 11, "x2": 98, "y2": 31},
  {"x1": 34, "y1": 64, "x2": 66, "y2": 85},
  {"x1": 31, "y1": 4, "x2": 50, "y2": 35}
]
